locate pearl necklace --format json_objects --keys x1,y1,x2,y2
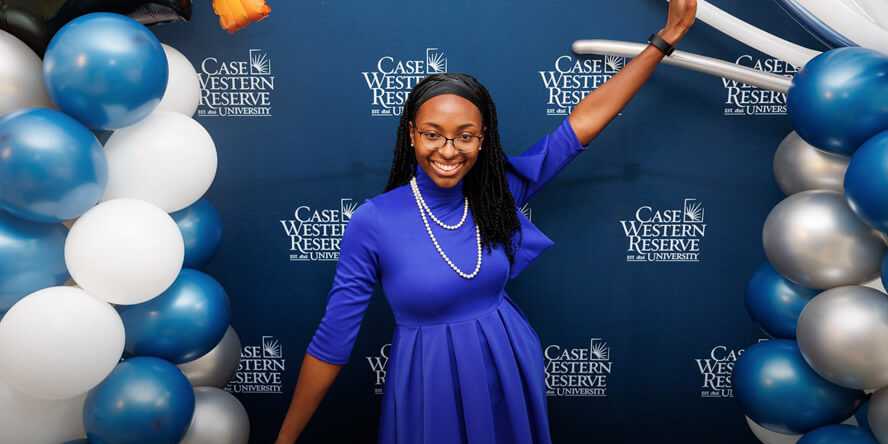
[
  {"x1": 410, "y1": 176, "x2": 482, "y2": 279},
  {"x1": 413, "y1": 180, "x2": 469, "y2": 230}
]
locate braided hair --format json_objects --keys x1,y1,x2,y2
[{"x1": 384, "y1": 73, "x2": 522, "y2": 265}]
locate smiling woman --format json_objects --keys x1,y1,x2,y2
[{"x1": 275, "y1": 1, "x2": 699, "y2": 443}]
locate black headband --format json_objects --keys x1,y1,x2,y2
[{"x1": 410, "y1": 77, "x2": 485, "y2": 119}]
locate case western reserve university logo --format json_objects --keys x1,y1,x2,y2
[
  {"x1": 226, "y1": 336, "x2": 286, "y2": 394},
  {"x1": 198, "y1": 49, "x2": 274, "y2": 117},
  {"x1": 723, "y1": 55, "x2": 798, "y2": 116},
  {"x1": 620, "y1": 198, "x2": 706, "y2": 263},
  {"x1": 363, "y1": 47, "x2": 448, "y2": 117},
  {"x1": 366, "y1": 343, "x2": 391, "y2": 395},
  {"x1": 539, "y1": 55, "x2": 624, "y2": 116},
  {"x1": 695, "y1": 344, "x2": 745, "y2": 398},
  {"x1": 280, "y1": 199, "x2": 359, "y2": 262},
  {"x1": 544, "y1": 338, "x2": 612, "y2": 397}
]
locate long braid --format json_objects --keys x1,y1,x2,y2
[{"x1": 385, "y1": 74, "x2": 521, "y2": 265}]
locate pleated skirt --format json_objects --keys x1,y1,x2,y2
[{"x1": 377, "y1": 294, "x2": 552, "y2": 444}]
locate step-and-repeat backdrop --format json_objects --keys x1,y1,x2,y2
[{"x1": 153, "y1": 1, "x2": 819, "y2": 442}]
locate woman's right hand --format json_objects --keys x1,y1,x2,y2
[{"x1": 274, "y1": 353, "x2": 344, "y2": 444}]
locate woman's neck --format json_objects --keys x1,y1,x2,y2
[{"x1": 413, "y1": 163, "x2": 465, "y2": 208}]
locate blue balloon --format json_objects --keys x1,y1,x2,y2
[
  {"x1": 799, "y1": 424, "x2": 878, "y2": 444},
  {"x1": 0, "y1": 211, "x2": 69, "y2": 317},
  {"x1": 735, "y1": 339, "x2": 864, "y2": 434},
  {"x1": 856, "y1": 398, "x2": 871, "y2": 432},
  {"x1": 788, "y1": 47, "x2": 888, "y2": 155},
  {"x1": 845, "y1": 131, "x2": 888, "y2": 233},
  {"x1": 43, "y1": 13, "x2": 168, "y2": 130},
  {"x1": 0, "y1": 108, "x2": 107, "y2": 223},
  {"x1": 84, "y1": 357, "x2": 195, "y2": 444},
  {"x1": 171, "y1": 198, "x2": 223, "y2": 269},
  {"x1": 746, "y1": 262, "x2": 818, "y2": 339},
  {"x1": 119, "y1": 269, "x2": 231, "y2": 363}
]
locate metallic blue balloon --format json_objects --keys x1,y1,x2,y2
[
  {"x1": 43, "y1": 12, "x2": 168, "y2": 130},
  {"x1": 0, "y1": 211, "x2": 68, "y2": 317},
  {"x1": 746, "y1": 262, "x2": 818, "y2": 339},
  {"x1": 0, "y1": 108, "x2": 107, "y2": 223},
  {"x1": 735, "y1": 339, "x2": 864, "y2": 434},
  {"x1": 84, "y1": 357, "x2": 195, "y2": 444},
  {"x1": 171, "y1": 198, "x2": 223, "y2": 269},
  {"x1": 788, "y1": 47, "x2": 888, "y2": 155},
  {"x1": 856, "y1": 398, "x2": 872, "y2": 433},
  {"x1": 799, "y1": 424, "x2": 878, "y2": 444},
  {"x1": 845, "y1": 131, "x2": 888, "y2": 233},
  {"x1": 119, "y1": 269, "x2": 230, "y2": 363}
]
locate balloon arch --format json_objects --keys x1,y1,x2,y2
[
  {"x1": 574, "y1": 0, "x2": 888, "y2": 443},
  {"x1": 3, "y1": 0, "x2": 888, "y2": 443}
]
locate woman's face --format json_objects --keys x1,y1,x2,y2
[{"x1": 409, "y1": 94, "x2": 484, "y2": 189}]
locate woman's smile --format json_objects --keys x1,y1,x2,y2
[{"x1": 429, "y1": 159, "x2": 465, "y2": 177}]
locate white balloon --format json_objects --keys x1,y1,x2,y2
[
  {"x1": 694, "y1": 0, "x2": 820, "y2": 67},
  {"x1": 797, "y1": 0, "x2": 888, "y2": 55},
  {"x1": 180, "y1": 387, "x2": 250, "y2": 444},
  {"x1": 156, "y1": 44, "x2": 201, "y2": 117},
  {"x1": 0, "y1": 381, "x2": 86, "y2": 444},
  {"x1": 0, "y1": 286, "x2": 124, "y2": 399},
  {"x1": 0, "y1": 29, "x2": 53, "y2": 117},
  {"x1": 102, "y1": 112, "x2": 217, "y2": 212},
  {"x1": 746, "y1": 416, "x2": 801, "y2": 444},
  {"x1": 65, "y1": 198, "x2": 184, "y2": 304},
  {"x1": 847, "y1": 0, "x2": 888, "y2": 30}
]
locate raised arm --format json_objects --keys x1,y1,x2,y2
[
  {"x1": 275, "y1": 200, "x2": 381, "y2": 444},
  {"x1": 506, "y1": 1, "x2": 697, "y2": 207},
  {"x1": 568, "y1": 0, "x2": 697, "y2": 144}
]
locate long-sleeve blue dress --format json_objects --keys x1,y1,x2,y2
[{"x1": 306, "y1": 116, "x2": 588, "y2": 444}]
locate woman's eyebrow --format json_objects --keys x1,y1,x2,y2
[{"x1": 417, "y1": 122, "x2": 478, "y2": 130}]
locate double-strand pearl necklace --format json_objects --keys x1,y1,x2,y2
[
  {"x1": 413, "y1": 181, "x2": 468, "y2": 230},
  {"x1": 410, "y1": 176, "x2": 482, "y2": 279}
]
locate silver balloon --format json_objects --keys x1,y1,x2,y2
[
  {"x1": 868, "y1": 387, "x2": 888, "y2": 444},
  {"x1": 773, "y1": 132, "x2": 849, "y2": 195},
  {"x1": 763, "y1": 190, "x2": 885, "y2": 289},
  {"x1": 798, "y1": 285, "x2": 888, "y2": 390},
  {"x1": 180, "y1": 387, "x2": 250, "y2": 444},
  {"x1": 746, "y1": 416, "x2": 801, "y2": 444},
  {"x1": 178, "y1": 326, "x2": 242, "y2": 388},
  {"x1": 0, "y1": 29, "x2": 53, "y2": 116}
]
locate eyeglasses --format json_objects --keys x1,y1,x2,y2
[{"x1": 411, "y1": 127, "x2": 483, "y2": 154}]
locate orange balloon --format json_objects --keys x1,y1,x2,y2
[{"x1": 212, "y1": 0, "x2": 271, "y2": 33}]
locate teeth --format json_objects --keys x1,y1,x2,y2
[{"x1": 432, "y1": 161, "x2": 462, "y2": 172}]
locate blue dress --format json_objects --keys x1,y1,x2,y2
[{"x1": 306, "y1": 117, "x2": 587, "y2": 444}]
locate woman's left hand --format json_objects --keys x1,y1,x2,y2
[{"x1": 659, "y1": 0, "x2": 698, "y2": 45}]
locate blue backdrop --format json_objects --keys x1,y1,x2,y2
[{"x1": 153, "y1": 1, "x2": 822, "y2": 442}]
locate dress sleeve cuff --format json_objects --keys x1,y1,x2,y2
[{"x1": 509, "y1": 209, "x2": 556, "y2": 280}]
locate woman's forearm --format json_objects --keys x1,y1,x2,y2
[
  {"x1": 568, "y1": 3, "x2": 695, "y2": 146},
  {"x1": 275, "y1": 353, "x2": 343, "y2": 443},
  {"x1": 567, "y1": 43, "x2": 665, "y2": 145}
]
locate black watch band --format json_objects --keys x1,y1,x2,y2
[{"x1": 647, "y1": 32, "x2": 676, "y2": 56}]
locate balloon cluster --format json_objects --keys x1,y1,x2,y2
[
  {"x1": 0, "y1": 0, "x2": 193, "y2": 56},
  {"x1": 738, "y1": 15, "x2": 888, "y2": 444},
  {"x1": 574, "y1": 3, "x2": 888, "y2": 441},
  {"x1": 0, "y1": 13, "x2": 247, "y2": 444}
]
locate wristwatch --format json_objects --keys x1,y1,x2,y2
[{"x1": 647, "y1": 32, "x2": 676, "y2": 56}]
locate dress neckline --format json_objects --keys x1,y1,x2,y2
[{"x1": 413, "y1": 163, "x2": 465, "y2": 211}]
